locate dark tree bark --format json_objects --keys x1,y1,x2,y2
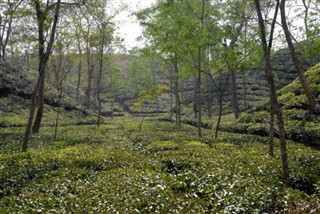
[
  {"x1": 97, "y1": 24, "x2": 106, "y2": 127},
  {"x1": 280, "y1": 0, "x2": 316, "y2": 109},
  {"x1": 0, "y1": 0, "x2": 23, "y2": 61},
  {"x1": 173, "y1": 58, "x2": 181, "y2": 126},
  {"x1": 230, "y1": 71, "x2": 240, "y2": 119},
  {"x1": 215, "y1": 73, "x2": 230, "y2": 139},
  {"x1": 242, "y1": 73, "x2": 247, "y2": 111},
  {"x1": 207, "y1": 75, "x2": 213, "y2": 118},
  {"x1": 197, "y1": 47, "x2": 202, "y2": 137},
  {"x1": 85, "y1": 44, "x2": 93, "y2": 109},
  {"x1": 193, "y1": 75, "x2": 198, "y2": 119},
  {"x1": 32, "y1": 0, "x2": 62, "y2": 134},
  {"x1": 76, "y1": 33, "x2": 82, "y2": 102},
  {"x1": 169, "y1": 66, "x2": 173, "y2": 123},
  {"x1": 255, "y1": 0, "x2": 289, "y2": 185},
  {"x1": 23, "y1": 0, "x2": 62, "y2": 151}
]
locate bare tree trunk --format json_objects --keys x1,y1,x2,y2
[
  {"x1": 76, "y1": 46, "x2": 82, "y2": 102},
  {"x1": 96, "y1": 24, "x2": 106, "y2": 127},
  {"x1": 193, "y1": 75, "x2": 198, "y2": 119},
  {"x1": 215, "y1": 73, "x2": 230, "y2": 139},
  {"x1": 32, "y1": 0, "x2": 62, "y2": 134},
  {"x1": 0, "y1": 0, "x2": 23, "y2": 61},
  {"x1": 22, "y1": 78, "x2": 41, "y2": 151},
  {"x1": 280, "y1": 0, "x2": 316, "y2": 109},
  {"x1": 197, "y1": 48, "x2": 202, "y2": 137},
  {"x1": 173, "y1": 59, "x2": 181, "y2": 126},
  {"x1": 85, "y1": 50, "x2": 93, "y2": 109},
  {"x1": 32, "y1": 73, "x2": 45, "y2": 133},
  {"x1": 215, "y1": 74, "x2": 223, "y2": 139},
  {"x1": 54, "y1": 84, "x2": 63, "y2": 140},
  {"x1": 207, "y1": 75, "x2": 213, "y2": 118},
  {"x1": 23, "y1": 0, "x2": 62, "y2": 150},
  {"x1": 169, "y1": 66, "x2": 173, "y2": 123},
  {"x1": 269, "y1": 88, "x2": 275, "y2": 157},
  {"x1": 242, "y1": 73, "x2": 247, "y2": 111},
  {"x1": 255, "y1": 0, "x2": 289, "y2": 186},
  {"x1": 231, "y1": 71, "x2": 240, "y2": 119}
]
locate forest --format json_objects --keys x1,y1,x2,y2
[{"x1": 0, "y1": 0, "x2": 320, "y2": 213}]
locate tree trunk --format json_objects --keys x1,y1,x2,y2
[
  {"x1": 231, "y1": 71, "x2": 240, "y2": 119},
  {"x1": 255, "y1": 0, "x2": 289, "y2": 186},
  {"x1": 280, "y1": 0, "x2": 316, "y2": 109},
  {"x1": 193, "y1": 75, "x2": 198, "y2": 119},
  {"x1": 207, "y1": 75, "x2": 213, "y2": 118},
  {"x1": 22, "y1": 80, "x2": 41, "y2": 151},
  {"x1": 32, "y1": 71, "x2": 45, "y2": 134},
  {"x1": 76, "y1": 47, "x2": 82, "y2": 102},
  {"x1": 197, "y1": 48, "x2": 202, "y2": 137},
  {"x1": 268, "y1": 88, "x2": 275, "y2": 157},
  {"x1": 32, "y1": 0, "x2": 62, "y2": 134},
  {"x1": 97, "y1": 25, "x2": 105, "y2": 127},
  {"x1": 173, "y1": 59, "x2": 181, "y2": 126},
  {"x1": 215, "y1": 74, "x2": 223, "y2": 139},
  {"x1": 242, "y1": 73, "x2": 247, "y2": 111},
  {"x1": 54, "y1": 84, "x2": 63, "y2": 140},
  {"x1": 23, "y1": 0, "x2": 62, "y2": 150},
  {"x1": 169, "y1": 66, "x2": 173, "y2": 123}
]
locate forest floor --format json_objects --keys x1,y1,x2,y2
[{"x1": 0, "y1": 117, "x2": 320, "y2": 213}]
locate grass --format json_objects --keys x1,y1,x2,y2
[{"x1": 1, "y1": 117, "x2": 319, "y2": 213}]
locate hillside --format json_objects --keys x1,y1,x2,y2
[
  {"x1": 0, "y1": 63, "x2": 97, "y2": 127},
  {"x1": 220, "y1": 62, "x2": 320, "y2": 145}
]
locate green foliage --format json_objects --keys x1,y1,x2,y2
[
  {"x1": 1, "y1": 117, "x2": 319, "y2": 213},
  {"x1": 227, "y1": 62, "x2": 320, "y2": 145}
]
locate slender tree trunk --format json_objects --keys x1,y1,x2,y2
[
  {"x1": 0, "y1": 15, "x2": 2, "y2": 61},
  {"x1": 32, "y1": 72, "x2": 45, "y2": 133},
  {"x1": 231, "y1": 71, "x2": 240, "y2": 119},
  {"x1": 215, "y1": 74, "x2": 223, "y2": 139},
  {"x1": 255, "y1": 0, "x2": 289, "y2": 186},
  {"x1": 173, "y1": 59, "x2": 181, "y2": 126},
  {"x1": 215, "y1": 73, "x2": 230, "y2": 139},
  {"x1": 169, "y1": 66, "x2": 173, "y2": 123},
  {"x1": 76, "y1": 47, "x2": 82, "y2": 102},
  {"x1": 197, "y1": 48, "x2": 202, "y2": 137},
  {"x1": 269, "y1": 88, "x2": 275, "y2": 157},
  {"x1": 23, "y1": 0, "x2": 62, "y2": 150},
  {"x1": 54, "y1": 84, "x2": 63, "y2": 140},
  {"x1": 22, "y1": 79, "x2": 41, "y2": 151},
  {"x1": 207, "y1": 75, "x2": 213, "y2": 118},
  {"x1": 32, "y1": 0, "x2": 62, "y2": 134},
  {"x1": 97, "y1": 25, "x2": 105, "y2": 127},
  {"x1": 242, "y1": 73, "x2": 247, "y2": 111},
  {"x1": 280, "y1": 0, "x2": 316, "y2": 109},
  {"x1": 155, "y1": 95, "x2": 159, "y2": 116},
  {"x1": 193, "y1": 75, "x2": 198, "y2": 119}
]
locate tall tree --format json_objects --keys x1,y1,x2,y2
[
  {"x1": 0, "y1": 0, "x2": 23, "y2": 61},
  {"x1": 22, "y1": 0, "x2": 62, "y2": 151},
  {"x1": 280, "y1": 0, "x2": 317, "y2": 109},
  {"x1": 254, "y1": 0, "x2": 289, "y2": 185}
]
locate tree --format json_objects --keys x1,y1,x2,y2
[
  {"x1": 137, "y1": 0, "x2": 221, "y2": 136},
  {"x1": 254, "y1": 0, "x2": 290, "y2": 185},
  {"x1": 22, "y1": 0, "x2": 85, "y2": 151},
  {"x1": 280, "y1": 0, "x2": 317, "y2": 109},
  {"x1": 22, "y1": 0, "x2": 62, "y2": 151},
  {"x1": 0, "y1": 0, "x2": 23, "y2": 61}
]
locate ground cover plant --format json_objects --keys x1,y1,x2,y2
[{"x1": 1, "y1": 118, "x2": 319, "y2": 213}]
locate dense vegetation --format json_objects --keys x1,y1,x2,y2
[
  {"x1": 1, "y1": 118, "x2": 320, "y2": 213},
  {"x1": 1, "y1": 0, "x2": 320, "y2": 212}
]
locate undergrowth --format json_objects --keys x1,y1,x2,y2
[{"x1": 0, "y1": 118, "x2": 319, "y2": 213}]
